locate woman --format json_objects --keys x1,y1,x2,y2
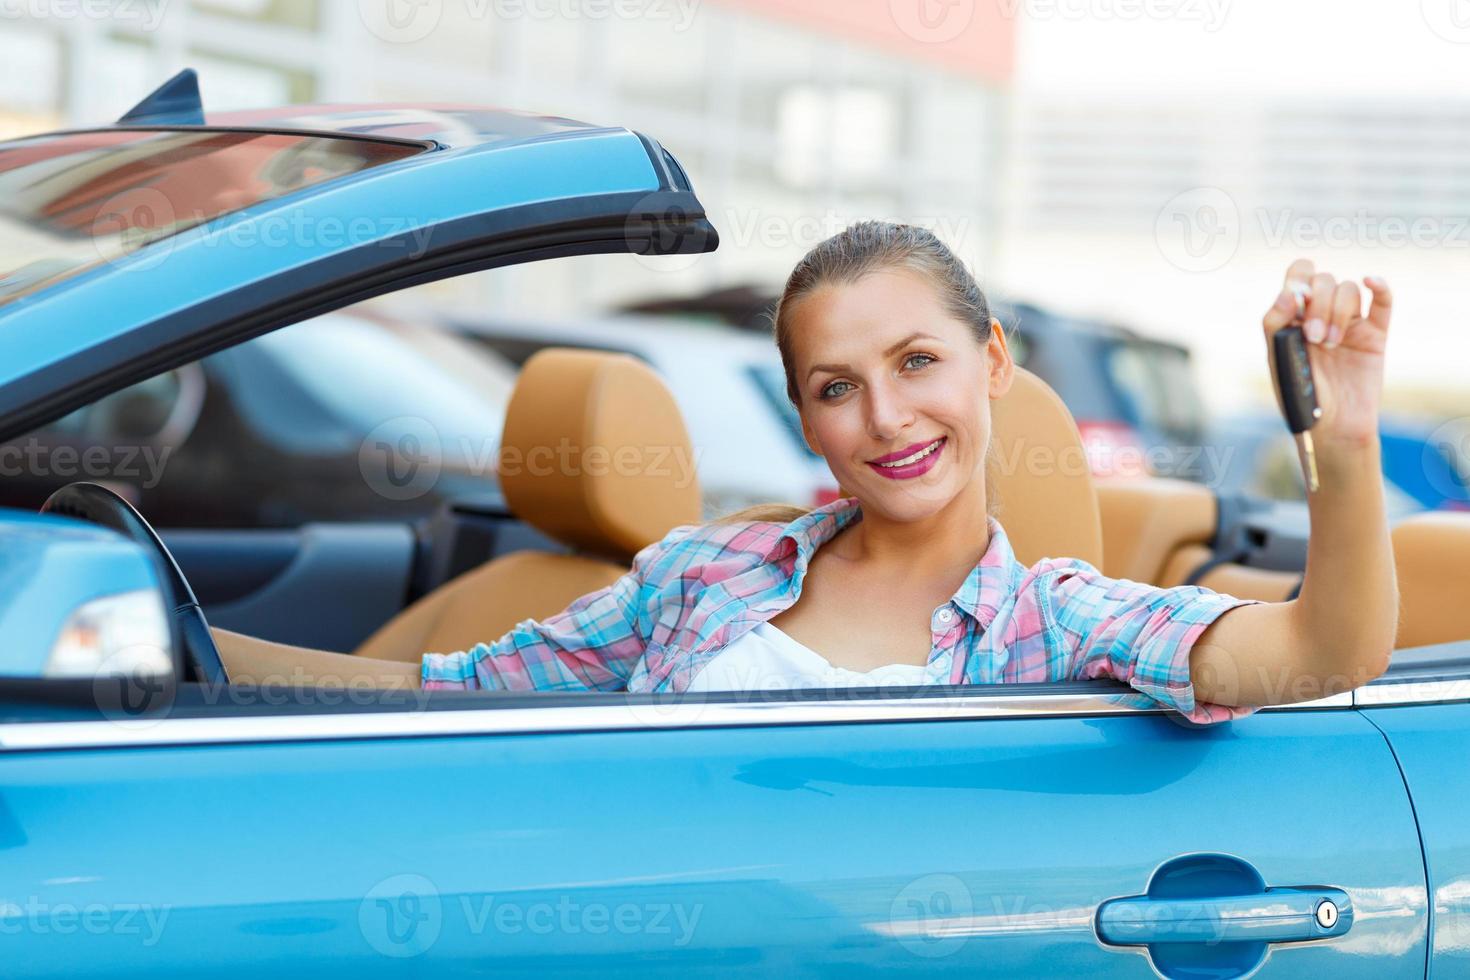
[{"x1": 419, "y1": 221, "x2": 1399, "y2": 723}]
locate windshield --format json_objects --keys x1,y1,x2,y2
[{"x1": 0, "y1": 129, "x2": 423, "y2": 307}]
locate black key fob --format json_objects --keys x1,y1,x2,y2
[{"x1": 1272, "y1": 325, "x2": 1321, "y2": 435}]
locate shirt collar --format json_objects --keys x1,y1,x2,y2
[
  {"x1": 758, "y1": 496, "x2": 863, "y2": 577},
  {"x1": 763, "y1": 497, "x2": 1025, "y2": 629}
]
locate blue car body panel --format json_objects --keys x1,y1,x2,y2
[
  {"x1": 1365, "y1": 704, "x2": 1470, "y2": 975},
  {"x1": 0, "y1": 706, "x2": 1428, "y2": 976}
]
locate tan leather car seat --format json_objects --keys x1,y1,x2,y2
[
  {"x1": 1096, "y1": 477, "x2": 1300, "y2": 601},
  {"x1": 1156, "y1": 544, "x2": 1300, "y2": 601},
  {"x1": 353, "y1": 347, "x2": 703, "y2": 662},
  {"x1": 1392, "y1": 511, "x2": 1470, "y2": 648},
  {"x1": 989, "y1": 367, "x2": 1104, "y2": 568},
  {"x1": 1095, "y1": 479, "x2": 1216, "y2": 584},
  {"x1": 217, "y1": 348, "x2": 703, "y2": 675}
]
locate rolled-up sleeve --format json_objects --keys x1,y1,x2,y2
[
  {"x1": 421, "y1": 524, "x2": 696, "y2": 692},
  {"x1": 1042, "y1": 562, "x2": 1264, "y2": 725}
]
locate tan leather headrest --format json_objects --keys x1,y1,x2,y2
[
  {"x1": 988, "y1": 367, "x2": 1105, "y2": 568},
  {"x1": 498, "y1": 348, "x2": 702, "y2": 562},
  {"x1": 1392, "y1": 512, "x2": 1470, "y2": 648}
]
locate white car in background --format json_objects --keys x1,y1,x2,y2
[{"x1": 439, "y1": 313, "x2": 839, "y2": 519}]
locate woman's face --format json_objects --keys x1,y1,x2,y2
[{"x1": 786, "y1": 266, "x2": 1014, "y2": 523}]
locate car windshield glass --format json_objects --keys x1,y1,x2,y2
[{"x1": 0, "y1": 129, "x2": 423, "y2": 307}]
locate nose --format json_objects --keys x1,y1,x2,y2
[{"x1": 865, "y1": 377, "x2": 914, "y2": 443}]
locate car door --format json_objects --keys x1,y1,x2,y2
[
  {"x1": 1355, "y1": 643, "x2": 1470, "y2": 978},
  {"x1": 0, "y1": 682, "x2": 1426, "y2": 977}
]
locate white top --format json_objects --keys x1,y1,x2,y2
[{"x1": 684, "y1": 621, "x2": 949, "y2": 694}]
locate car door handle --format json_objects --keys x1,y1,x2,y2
[{"x1": 1096, "y1": 885, "x2": 1353, "y2": 945}]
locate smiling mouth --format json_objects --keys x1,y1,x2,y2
[{"x1": 871, "y1": 437, "x2": 946, "y2": 468}]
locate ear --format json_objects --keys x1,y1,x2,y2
[{"x1": 985, "y1": 317, "x2": 1015, "y2": 399}]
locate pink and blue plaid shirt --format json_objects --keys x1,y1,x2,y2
[{"x1": 421, "y1": 496, "x2": 1263, "y2": 724}]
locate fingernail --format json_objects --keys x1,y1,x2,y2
[
  {"x1": 1325, "y1": 322, "x2": 1342, "y2": 348},
  {"x1": 1305, "y1": 318, "x2": 1325, "y2": 343}
]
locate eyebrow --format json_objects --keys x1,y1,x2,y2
[{"x1": 805, "y1": 332, "x2": 943, "y2": 381}]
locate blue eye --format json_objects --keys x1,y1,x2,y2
[{"x1": 818, "y1": 354, "x2": 933, "y2": 399}]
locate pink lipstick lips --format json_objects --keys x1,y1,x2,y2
[{"x1": 866, "y1": 436, "x2": 947, "y2": 480}]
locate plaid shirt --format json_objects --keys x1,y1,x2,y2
[{"x1": 422, "y1": 496, "x2": 1263, "y2": 724}]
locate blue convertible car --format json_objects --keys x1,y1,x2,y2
[{"x1": 2, "y1": 71, "x2": 1469, "y2": 978}]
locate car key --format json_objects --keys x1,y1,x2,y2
[{"x1": 1274, "y1": 283, "x2": 1322, "y2": 493}]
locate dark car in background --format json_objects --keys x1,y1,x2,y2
[
  {"x1": 996, "y1": 300, "x2": 1209, "y2": 480},
  {"x1": 0, "y1": 309, "x2": 515, "y2": 526}
]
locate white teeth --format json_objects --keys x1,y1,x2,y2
[{"x1": 877, "y1": 438, "x2": 943, "y2": 468}]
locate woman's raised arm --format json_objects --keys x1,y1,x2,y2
[{"x1": 1188, "y1": 261, "x2": 1399, "y2": 707}]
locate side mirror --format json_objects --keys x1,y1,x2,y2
[{"x1": 0, "y1": 511, "x2": 177, "y2": 704}]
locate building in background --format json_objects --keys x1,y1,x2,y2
[
  {"x1": 0, "y1": 0, "x2": 1014, "y2": 320},
  {"x1": 995, "y1": 4, "x2": 1470, "y2": 413},
  {"x1": 996, "y1": 91, "x2": 1470, "y2": 412}
]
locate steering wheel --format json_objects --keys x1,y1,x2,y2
[{"x1": 41, "y1": 482, "x2": 228, "y2": 686}]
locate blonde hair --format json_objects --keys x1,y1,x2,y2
[{"x1": 713, "y1": 502, "x2": 813, "y2": 525}]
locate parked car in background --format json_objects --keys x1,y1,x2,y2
[
  {"x1": 622, "y1": 289, "x2": 1211, "y2": 482},
  {"x1": 1380, "y1": 417, "x2": 1470, "y2": 511},
  {"x1": 440, "y1": 312, "x2": 839, "y2": 516},
  {"x1": 0, "y1": 309, "x2": 516, "y2": 526},
  {"x1": 1209, "y1": 413, "x2": 1470, "y2": 517},
  {"x1": 621, "y1": 282, "x2": 776, "y2": 331},
  {"x1": 994, "y1": 301, "x2": 1212, "y2": 481}
]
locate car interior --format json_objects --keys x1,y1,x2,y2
[{"x1": 204, "y1": 339, "x2": 1470, "y2": 691}]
